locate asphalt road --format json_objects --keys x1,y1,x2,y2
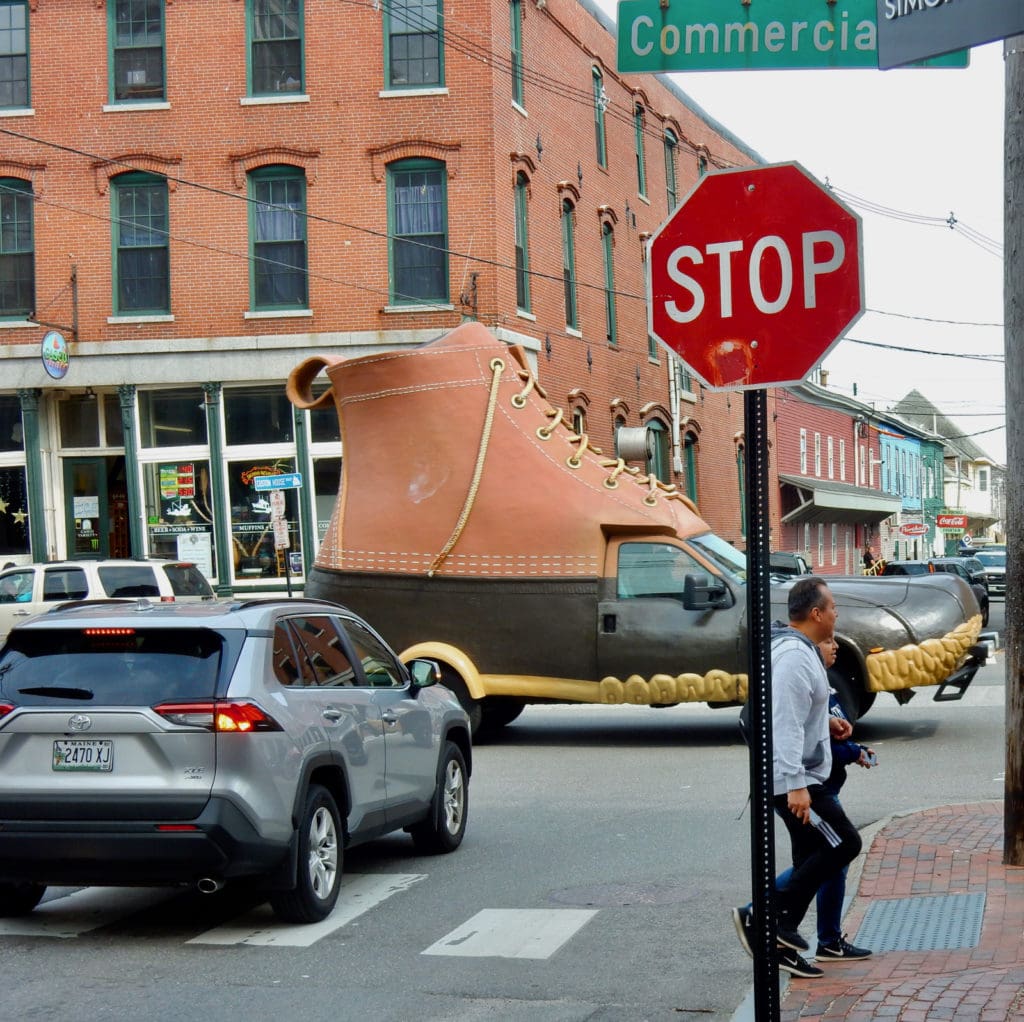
[{"x1": 0, "y1": 631, "x2": 1007, "y2": 1022}]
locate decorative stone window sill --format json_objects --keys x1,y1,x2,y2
[
  {"x1": 566, "y1": 326, "x2": 583, "y2": 338},
  {"x1": 383, "y1": 303, "x2": 454, "y2": 313},
  {"x1": 244, "y1": 309, "x2": 313, "y2": 319},
  {"x1": 102, "y1": 102, "x2": 170, "y2": 113},
  {"x1": 240, "y1": 94, "x2": 310, "y2": 106},
  {"x1": 107, "y1": 314, "x2": 175, "y2": 324},
  {"x1": 512, "y1": 101, "x2": 527, "y2": 117},
  {"x1": 0, "y1": 107, "x2": 34, "y2": 117},
  {"x1": 378, "y1": 87, "x2": 449, "y2": 98},
  {"x1": 516, "y1": 309, "x2": 536, "y2": 322},
  {"x1": 0, "y1": 320, "x2": 34, "y2": 329}
]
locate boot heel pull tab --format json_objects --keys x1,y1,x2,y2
[{"x1": 287, "y1": 355, "x2": 341, "y2": 410}]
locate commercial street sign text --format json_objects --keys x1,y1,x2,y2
[{"x1": 617, "y1": 0, "x2": 968, "y2": 71}]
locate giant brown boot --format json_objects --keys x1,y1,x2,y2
[{"x1": 287, "y1": 321, "x2": 706, "y2": 580}]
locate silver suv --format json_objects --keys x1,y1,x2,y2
[{"x1": 0, "y1": 598, "x2": 471, "y2": 923}]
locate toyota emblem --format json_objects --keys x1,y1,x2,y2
[{"x1": 68, "y1": 714, "x2": 92, "y2": 732}]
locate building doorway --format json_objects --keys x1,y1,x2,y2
[{"x1": 63, "y1": 456, "x2": 130, "y2": 560}]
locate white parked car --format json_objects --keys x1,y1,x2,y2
[{"x1": 0, "y1": 560, "x2": 214, "y2": 642}]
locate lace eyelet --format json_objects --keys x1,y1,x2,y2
[
  {"x1": 643, "y1": 495, "x2": 658, "y2": 506},
  {"x1": 511, "y1": 394, "x2": 527, "y2": 409},
  {"x1": 536, "y1": 427, "x2": 552, "y2": 441},
  {"x1": 603, "y1": 478, "x2": 619, "y2": 489},
  {"x1": 566, "y1": 456, "x2": 582, "y2": 470},
  {"x1": 490, "y1": 358, "x2": 505, "y2": 372}
]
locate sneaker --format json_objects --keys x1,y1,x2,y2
[
  {"x1": 777, "y1": 946, "x2": 825, "y2": 978},
  {"x1": 731, "y1": 906, "x2": 754, "y2": 958},
  {"x1": 777, "y1": 922, "x2": 810, "y2": 953},
  {"x1": 816, "y1": 935, "x2": 873, "y2": 960}
]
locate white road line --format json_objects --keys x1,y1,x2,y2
[
  {"x1": 421, "y1": 908, "x2": 598, "y2": 960},
  {"x1": 0, "y1": 887, "x2": 175, "y2": 939},
  {"x1": 188, "y1": 873, "x2": 426, "y2": 947}
]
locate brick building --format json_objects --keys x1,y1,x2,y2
[{"x1": 0, "y1": 0, "x2": 762, "y2": 590}]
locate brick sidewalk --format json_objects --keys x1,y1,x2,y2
[{"x1": 780, "y1": 802, "x2": 1024, "y2": 1022}]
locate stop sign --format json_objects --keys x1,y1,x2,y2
[{"x1": 647, "y1": 162, "x2": 863, "y2": 391}]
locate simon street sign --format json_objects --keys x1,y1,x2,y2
[
  {"x1": 616, "y1": 0, "x2": 969, "y2": 71},
  {"x1": 877, "y1": 0, "x2": 1024, "y2": 69}
]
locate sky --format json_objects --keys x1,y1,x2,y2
[{"x1": 597, "y1": 3, "x2": 1008, "y2": 464}]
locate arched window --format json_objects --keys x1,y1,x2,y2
[
  {"x1": 646, "y1": 419, "x2": 670, "y2": 484},
  {"x1": 111, "y1": 171, "x2": 170, "y2": 314},
  {"x1": 634, "y1": 104, "x2": 646, "y2": 197},
  {"x1": 683, "y1": 431, "x2": 698, "y2": 503},
  {"x1": 664, "y1": 129, "x2": 678, "y2": 210},
  {"x1": 602, "y1": 221, "x2": 616, "y2": 347},
  {"x1": 388, "y1": 157, "x2": 448, "y2": 304},
  {"x1": 592, "y1": 67, "x2": 607, "y2": 168},
  {"x1": 0, "y1": 177, "x2": 33, "y2": 318},
  {"x1": 248, "y1": 165, "x2": 308, "y2": 310},
  {"x1": 561, "y1": 198, "x2": 578, "y2": 329},
  {"x1": 514, "y1": 170, "x2": 530, "y2": 312}
]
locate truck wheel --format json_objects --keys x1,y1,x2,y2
[
  {"x1": 0, "y1": 882, "x2": 45, "y2": 917},
  {"x1": 410, "y1": 741, "x2": 468, "y2": 854},
  {"x1": 269, "y1": 784, "x2": 343, "y2": 924},
  {"x1": 481, "y1": 698, "x2": 524, "y2": 731},
  {"x1": 440, "y1": 668, "x2": 483, "y2": 737},
  {"x1": 828, "y1": 667, "x2": 876, "y2": 721}
]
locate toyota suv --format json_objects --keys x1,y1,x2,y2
[
  {"x1": 0, "y1": 598, "x2": 471, "y2": 923},
  {"x1": 0, "y1": 559, "x2": 215, "y2": 642}
]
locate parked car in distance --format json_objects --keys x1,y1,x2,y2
[
  {"x1": 880, "y1": 558, "x2": 989, "y2": 626},
  {"x1": 0, "y1": 559, "x2": 215, "y2": 642},
  {"x1": 0, "y1": 597, "x2": 471, "y2": 923},
  {"x1": 769, "y1": 551, "x2": 811, "y2": 576},
  {"x1": 972, "y1": 545, "x2": 1006, "y2": 598}
]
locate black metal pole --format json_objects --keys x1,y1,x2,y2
[{"x1": 744, "y1": 387, "x2": 780, "y2": 1020}]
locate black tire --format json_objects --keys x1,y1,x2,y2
[
  {"x1": 410, "y1": 741, "x2": 469, "y2": 855},
  {"x1": 828, "y1": 667, "x2": 865, "y2": 722},
  {"x1": 440, "y1": 668, "x2": 483, "y2": 737},
  {"x1": 269, "y1": 784, "x2": 343, "y2": 924},
  {"x1": 0, "y1": 882, "x2": 45, "y2": 917},
  {"x1": 480, "y1": 698, "x2": 525, "y2": 733},
  {"x1": 981, "y1": 596, "x2": 990, "y2": 628}
]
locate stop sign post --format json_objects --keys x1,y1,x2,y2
[
  {"x1": 650, "y1": 164, "x2": 865, "y2": 1022},
  {"x1": 648, "y1": 162, "x2": 864, "y2": 390}
]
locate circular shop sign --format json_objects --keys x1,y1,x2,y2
[{"x1": 41, "y1": 331, "x2": 69, "y2": 380}]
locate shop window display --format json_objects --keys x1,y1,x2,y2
[
  {"x1": 143, "y1": 461, "x2": 216, "y2": 580},
  {"x1": 139, "y1": 388, "x2": 207, "y2": 448},
  {"x1": 228, "y1": 457, "x2": 301, "y2": 579},
  {"x1": 0, "y1": 466, "x2": 30, "y2": 556}
]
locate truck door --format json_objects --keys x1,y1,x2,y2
[{"x1": 596, "y1": 539, "x2": 744, "y2": 690}]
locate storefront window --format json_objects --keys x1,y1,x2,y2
[
  {"x1": 104, "y1": 394, "x2": 125, "y2": 447},
  {"x1": 225, "y1": 385, "x2": 293, "y2": 446},
  {"x1": 59, "y1": 395, "x2": 100, "y2": 447},
  {"x1": 143, "y1": 460, "x2": 216, "y2": 580},
  {"x1": 139, "y1": 388, "x2": 207, "y2": 448},
  {"x1": 0, "y1": 396, "x2": 24, "y2": 453},
  {"x1": 313, "y1": 456, "x2": 341, "y2": 543},
  {"x1": 228, "y1": 456, "x2": 301, "y2": 580},
  {"x1": 310, "y1": 391, "x2": 340, "y2": 444},
  {"x1": 0, "y1": 465, "x2": 30, "y2": 555}
]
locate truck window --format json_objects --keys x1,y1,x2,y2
[{"x1": 617, "y1": 542, "x2": 705, "y2": 599}]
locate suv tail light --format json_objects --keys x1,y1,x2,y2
[
  {"x1": 153, "y1": 701, "x2": 283, "y2": 732},
  {"x1": 0, "y1": 702, "x2": 14, "y2": 720}
]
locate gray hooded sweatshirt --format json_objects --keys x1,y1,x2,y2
[{"x1": 770, "y1": 622, "x2": 832, "y2": 796}]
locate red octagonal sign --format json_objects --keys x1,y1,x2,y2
[{"x1": 647, "y1": 162, "x2": 864, "y2": 391}]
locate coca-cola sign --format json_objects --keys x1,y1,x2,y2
[{"x1": 936, "y1": 513, "x2": 968, "y2": 530}]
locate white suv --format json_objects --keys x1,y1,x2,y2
[{"x1": 0, "y1": 560, "x2": 214, "y2": 642}]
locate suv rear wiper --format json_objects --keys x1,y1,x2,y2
[{"x1": 18, "y1": 686, "x2": 94, "y2": 700}]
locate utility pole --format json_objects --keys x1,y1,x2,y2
[{"x1": 1004, "y1": 33, "x2": 1024, "y2": 866}]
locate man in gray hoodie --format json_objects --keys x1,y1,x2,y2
[{"x1": 733, "y1": 576, "x2": 863, "y2": 978}]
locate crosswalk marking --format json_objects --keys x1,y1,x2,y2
[
  {"x1": 188, "y1": 873, "x2": 426, "y2": 947},
  {"x1": 421, "y1": 909, "x2": 598, "y2": 960},
  {"x1": 0, "y1": 887, "x2": 174, "y2": 939}
]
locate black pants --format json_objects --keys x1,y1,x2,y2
[{"x1": 773, "y1": 785, "x2": 862, "y2": 928}]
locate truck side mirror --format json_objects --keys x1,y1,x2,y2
[{"x1": 682, "y1": 573, "x2": 729, "y2": 611}]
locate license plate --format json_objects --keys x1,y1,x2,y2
[{"x1": 53, "y1": 739, "x2": 113, "y2": 772}]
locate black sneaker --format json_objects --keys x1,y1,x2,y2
[
  {"x1": 777, "y1": 922, "x2": 810, "y2": 953},
  {"x1": 731, "y1": 906, "x2": 754, "y2": 958},
  {"x1": 816, "y1": 935, "x2": 873, "y2": 960},
  {"x1": 777, "y1": 946, "x2": 825, "y2": 978}
]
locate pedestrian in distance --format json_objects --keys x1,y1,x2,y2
[
  {"x1": 862, "y1": 544, "x2": 875, "y2": 571},
  {"x1": 731, "y1": 577, "x2": 863, "y2": 979}
]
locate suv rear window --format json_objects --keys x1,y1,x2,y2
[
  {"x1": 162, "y1": 563, "x2": 214, "y2": 598},
  {"x1": 97, "y1": 565, "x2": 160, "y2": 598},
  {"x1": 0, "y1": 628, "x2": 225, "y2": 706}
]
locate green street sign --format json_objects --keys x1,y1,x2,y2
[{"x1": 616, "y1": 0, "x2": 970, "y2": 72}]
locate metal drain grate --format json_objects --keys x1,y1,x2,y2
[{"x1": 854, "y1": 893, "x2": 985, "y2": 952}]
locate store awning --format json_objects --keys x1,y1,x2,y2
[{"x1": 779, "y1": 473, "x2": 902, "y2": 526}]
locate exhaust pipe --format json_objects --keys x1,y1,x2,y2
[{"x1": 197, "y1": 877, "x2": 224, "y2": 894}]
